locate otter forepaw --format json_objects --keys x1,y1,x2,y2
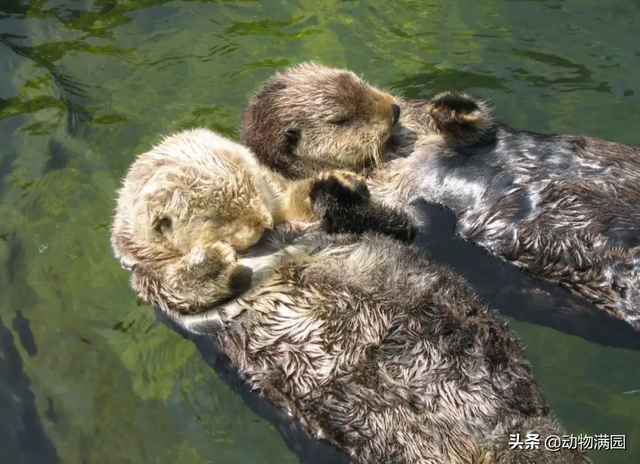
[
  {"x1": 309, "y1": 171, "x2": 417, "y2": 242},
  {"x1": 310, "y1": 170, "x2": 370, "y2": 207},
  {"x1": 309, "y1": 171, "x2": 370, "y2": 234}
]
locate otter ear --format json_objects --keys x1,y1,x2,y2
[
  {"x1": 151, "y1": 215, "x2": 172, "y2": 235},
  {"x1": 426, "y1": 92, "x2": 494, "y2": 146},
  {"x1": 285, "y1": 128, "x2": 300, "y2": 147}
]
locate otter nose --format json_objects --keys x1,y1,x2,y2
[{"x1": 392, "y1": 104, "x2": 401, "y2": 125}]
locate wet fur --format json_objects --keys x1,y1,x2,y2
[
  {"x1": 164, "y1": 205, "x2": 590, "y2": 464},
  {"x1": 384, "y1": 97, "x2": 640, "y2": 329},
  {"x1": 310, "y1": 175, "x2": 417, "y2": 243},
  {"x1": 111, "y1": 127, "x2": 590, "y2": 463},
  {"x1": 240, "y1": 62, "x2": 400, "y2": 179},
  {"x1": 240, "y1": 62, "x2": 640, "y2": 329}
]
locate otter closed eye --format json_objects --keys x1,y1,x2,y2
[{"x1": 331, "y1": 116, "x2": 353, "y2": 126}]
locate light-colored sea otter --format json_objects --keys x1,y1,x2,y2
[
  {"x1": 111, "y1": 129, "x2": 590, "y2": 464},
  {"x1": 111, "y1": 127, "x2": 415, "y2": 314},
  {"x1": 239, "y1": 62, "x2": 640, "y2": 331}
]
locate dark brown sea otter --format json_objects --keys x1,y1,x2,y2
[{"x1": 239, "y1": 62, "x2": 640, "y2": 331}]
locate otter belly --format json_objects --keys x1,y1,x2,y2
[
  {"x1": 210, "y1": 235, "x2": 589, "y2": 464},
  {"x1": 375, "y1": 132, "x2": 640, "y2": 333}
]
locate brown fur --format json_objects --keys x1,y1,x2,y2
[
  {"x1": 426, "y1": 91, "x2": 495, "y2": 146},
  {"x1": 239, "y1": 62, "x2": 640, "y2": 330},
  {"x1": 111, "y1": 127, "x2": 590, "y2": 463},
  {"x1": 109, "y1": 133, "x2": 590, "y2": 464},
  {"x1": 240, "y1": 63, "x2": 493, "y2": 182},
  {"x1": 240, "y1": 62, "x2": 401, "y2": 180}
]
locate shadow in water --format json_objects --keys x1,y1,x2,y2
[
  {"x1": 411, "y1": 199, "x2": 640, "y2": 352},
  {"x1": 0, "y1": 311, "x2": 61, "y2": 464},
  {"x1": 155, "y1": 308, "x2": 357, "y2": 464}
]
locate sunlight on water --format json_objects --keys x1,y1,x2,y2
[{"x1": 0, "y1": 0, "x2": 639, "y2": 463}]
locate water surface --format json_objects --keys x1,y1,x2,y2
[{"x1": 1, "y1": 0, "x2": 639, "y2": 463}]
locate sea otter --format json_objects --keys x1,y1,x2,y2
[
  {"x1": 111, "y1": 128, "x2": 591, "y2": 464},
  {"x1": 110, "y1": 127, "x2": 415, "y2": 314},
  {"x1": 239, "y1": 62, "x2": 640, "y2": 330}
]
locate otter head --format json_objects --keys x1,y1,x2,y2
[
  {"x1": 111, "y1": 129, "x2": 278, "y2": 315},
  {"x1": 425, "y1": 92, "x2": 495, "y2": 147},
  {"x1": 240, "y1": 62, "x2": 400, "y2": 180}
]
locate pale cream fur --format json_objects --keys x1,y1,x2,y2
[{"x1": 111, "y1": 128, "x2": 361, "y2": 314}]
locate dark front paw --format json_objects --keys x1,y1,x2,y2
[
  {"x1": 309, "y1": 170, "x2": 370, "y2": 208},
  {"x1": 308, "y1": 171, "x2": 370, "y2": 234}
]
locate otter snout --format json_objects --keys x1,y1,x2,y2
[{"x1": 392, "y1": 104, "x2": 401, "y2": 125}]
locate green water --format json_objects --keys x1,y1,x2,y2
[{"x1": 1, "y1": 0, "x2": 639, "y2": 462}]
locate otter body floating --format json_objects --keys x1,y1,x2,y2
[
  {"x1": 111, "y1": 128, "x2": 591, "y2": 464},
  {"x1": 240, "y1": 62, "x2": 640, "y2": 332}
]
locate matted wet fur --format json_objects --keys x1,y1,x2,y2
[
  {"x1": 240, "y1": 62, "x2": 640, "y2": 330},
  {"x1": 111, "y1": 129, "x2": 590, "y2": 463},
  {"x1": 176, "y1": 229, "x2": 590, "y2": 464}
]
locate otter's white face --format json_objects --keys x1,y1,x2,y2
[
  {"x1": 241, "y1": 62, "x2": 400, "y2": 176},
  {"x1": 111, "y1": 129, "x2": 279, "y2": 313}
]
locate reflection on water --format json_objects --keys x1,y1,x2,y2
[{"x1": 0, "y1": 0, "x2": 639, "y2": 463}]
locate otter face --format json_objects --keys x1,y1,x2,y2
[
  {"x1": 240, "y1": 62, "x2": 400, "y2": 179},
  {"x1": 111, "y1": 129, "x2": 277, "y2": 314},
  {"x1": 136, "y1": 164, "x2": 274, "y2": 258}
]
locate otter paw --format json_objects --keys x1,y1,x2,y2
[
  {"x1": 309, "y1": 171, "x2": 373, "y2": 235},
  {"x1": 175, "y1": 244, "x2": 237, "y2": 284},
  {"x1": 320, "y1": 170, "x2": 367, "y2": 185},
  {"x1": 310, "y1": 170, "x2": 370, "y2": 206},
  {"x1": 426, "y1": 92, "x2": 493, "y2": 145},
  {"x1": 427, "y1": 92, "x2": 482, "y2": 124}
]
